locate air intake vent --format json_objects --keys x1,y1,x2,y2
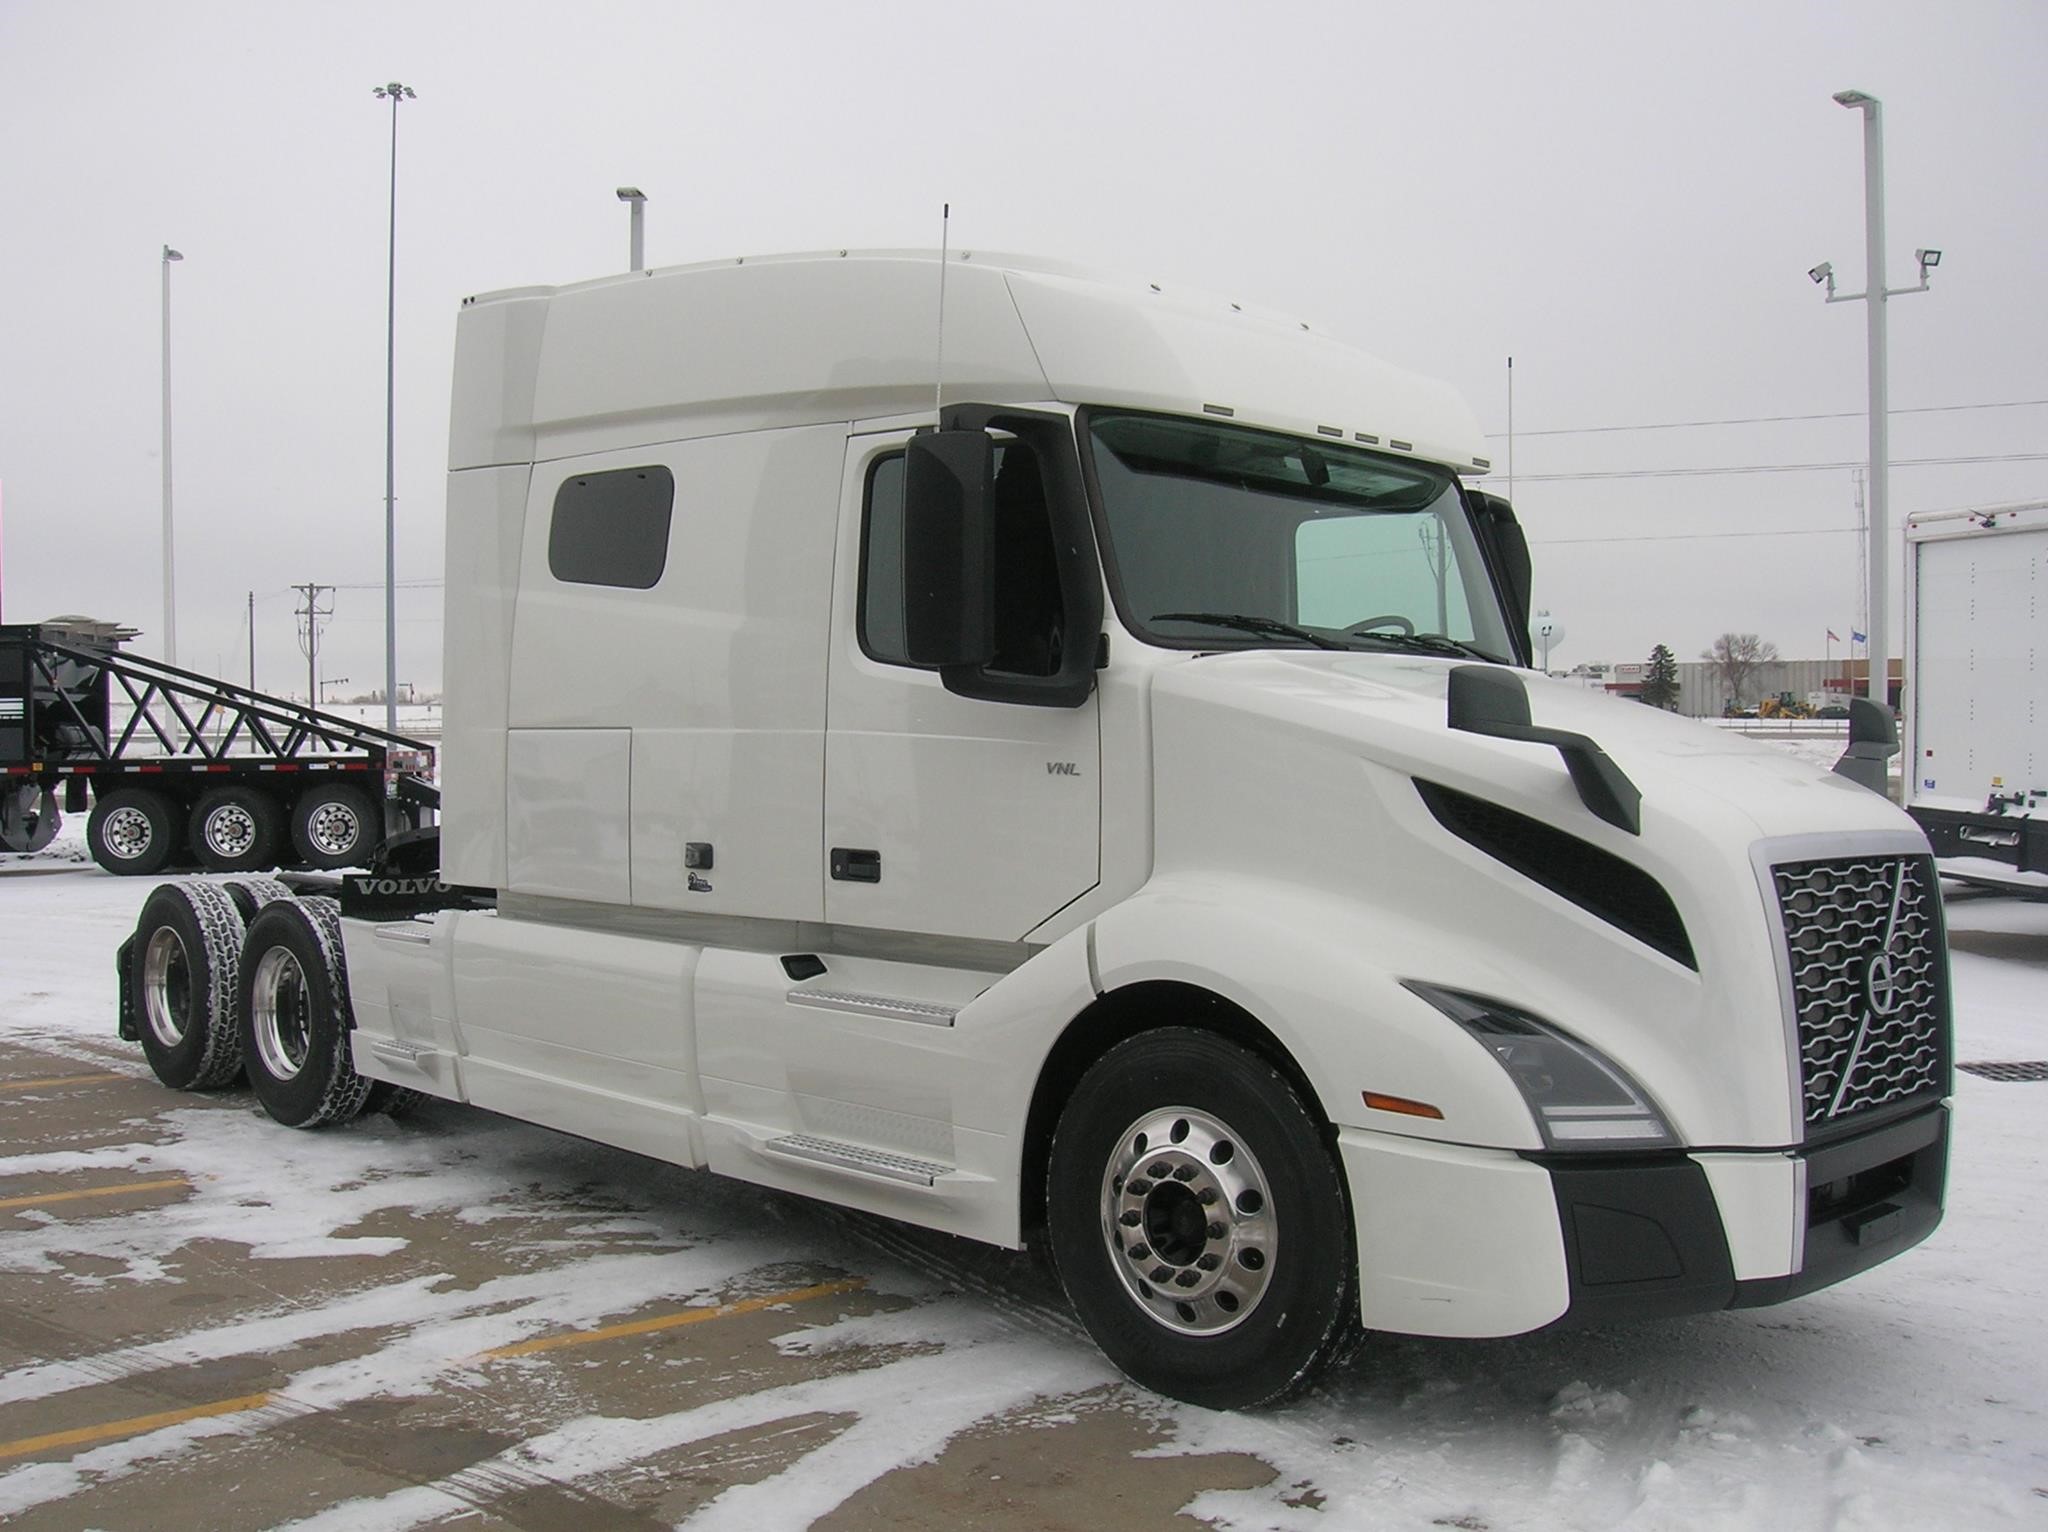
[
  {"x1": 1772, "y1": 854, "x2": 1948, "y2": 1133},
  {"x1": 1416, "y1": 781, "x2": 1695, "y2": 969}
]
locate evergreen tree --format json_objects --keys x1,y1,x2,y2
[{"x1": 1641, "y1": 643, "x2": 1681, "y2": 710}]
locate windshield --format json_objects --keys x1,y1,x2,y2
[{"x1": 1087, "y1": 410, "x2": 1515, "y2": 661}]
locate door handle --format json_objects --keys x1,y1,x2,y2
[{"x1": 831, "y1": 848, "x2": 881, "y2": 883}]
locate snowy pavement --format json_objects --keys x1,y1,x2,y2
[{"x1": 1, "y1": 825, "x2": 2044, "y2": 1530}]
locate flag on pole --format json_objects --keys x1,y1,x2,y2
[
  {"x1": 1851, "y1": 630, "x2": 1867, "y2": 644},
  {"x1": 1827, "y1": 629, "x2": 1841, "y2": 642}
]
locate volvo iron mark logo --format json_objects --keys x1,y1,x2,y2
[{"x1": 1862, "y1": 949, "x2": 1902, "y2": 1017}]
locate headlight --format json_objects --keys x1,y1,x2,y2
[{"x1": 1403, "y1": 981, "x2": 1676, "y2": 1152}]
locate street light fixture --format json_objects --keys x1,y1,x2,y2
[
  {"x1": 617, "y1": 186, "x2": 647, "y2": 272},
  {"x1": 160, "y1": 245, "x2": 184, "y2": 666},
  {"x1": 372, "y1": 81, "x2": 415, "y2": 737},
  {"x1": 1808, "y1": 89, "x2": 1943, "y2": 706}
]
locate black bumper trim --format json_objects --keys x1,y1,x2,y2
[{"x1": 1535, "y1": 1103, "x2": 1949, "y2": 1328}]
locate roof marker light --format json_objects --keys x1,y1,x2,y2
[
  {"x1": 1355, "y1": 433, "x2": 1380, "y2": 445},
  {"x1": 1202, "y1": 403, "x2": 1236, "y2": 417}
]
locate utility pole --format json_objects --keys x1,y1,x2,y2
[
  {"x1": 161, "y1": 245, "x2": 184, "y2": 665},
  {"x1": 293, "y1": 582, "x2": 334, "y2": 706},
  {"x1": 373, "y1": 81, "x2": 416, "y2": 737},
  {"x1": 1811, "y1": 90, "x2": 1941, "y2": 706}
]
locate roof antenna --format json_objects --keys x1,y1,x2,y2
[{"x1": 934, "y1": 202, "x2": 950, "y2": 424}]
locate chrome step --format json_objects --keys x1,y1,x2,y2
[
  {"x1": 762, "y1": 1133, "x2": 952, "y2": 1186},
  {"x1": 785, "y1": 989, "x2": 959, "y2": 1027}
]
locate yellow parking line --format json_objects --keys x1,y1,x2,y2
[
  {"x1": 0, "y1": 1276, "x2": 867, "y2": 1463},
  {"x1": 482, "y1": 1276, "x2": 867, "y2": 1360},
  {"x1": 0, "y1": 1073, "x2": 128, "y2": 1092},
  {"x1": 0, "y1": 1177, "x2": 189, "y2": 1213},
  {"x1": 0, "y1": 1390, "x2": 274, "y2": 1461}
]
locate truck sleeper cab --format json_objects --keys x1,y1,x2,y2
[{"x1": 120, "y1": 252, "x2": 1951, "y2": 1410}]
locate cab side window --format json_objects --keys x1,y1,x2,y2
[{"x1": 859, "y1": 445, "x2": 1064, "y2": 677}]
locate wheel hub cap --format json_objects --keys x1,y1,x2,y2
[
  {"x1": 306, "y1": 802, "x2": 360, "y2": 856},
  {"x1": 105, "y1": 806, "x2": 153, "y2": 860},
  {"x1": 206, "y1": 805, "x2": 257, "y2": 857},
  {"x1": 1100, "y1": 1107, "x2": 1276, "y2": 1335}
]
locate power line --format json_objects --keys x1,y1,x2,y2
[
  {"x1": 1530, "y1": 527, "x2": 1858, "y2": 546},
  {"x1": 1493, "y1": 450, "x2": 2048, "y2": 485},
  {"x1": 1484, "y1": 396, "x2": 2048, "y2": 440}
]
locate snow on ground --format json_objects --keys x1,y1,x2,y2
[{"x1": 3, "y1": 794, "x2": 2046, "y2": 1529}]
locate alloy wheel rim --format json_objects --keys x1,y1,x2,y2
[
  {"x1": 141, "y1": 926, "x2": 191, "y2": 1048},
  {"x1": 251, "y1": 946, "x2": 312, "y2": 1081},
  {"x1": 1098, "y1": 1106, "x2": 1277, "y2": 1336}
]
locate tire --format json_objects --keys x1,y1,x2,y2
[
  {"x1": 1046, "y1": 1028, "x2": 1356, "y2": 1409},
  {"x1": 291, "y1": 783, "x2": 378, "y2": 870},
  {"x1": 88, "y1": 787, "x2": 180, "y2": 876},
  {"x1": 237, "y1": 895, "x2": 371, "y2": 1128},
  {"x1": 364, "y1": 1081, "x2": 432, "y2": 1117},
  {"x1": 130, "y1": 881, "x2": 247, "y2": 1090},
  {"x1": 191, "y1": 785, "x2": 283, "y2": 874},
  {"x1": 222, "y1": 876, "x2": 295, "y2": 925}
]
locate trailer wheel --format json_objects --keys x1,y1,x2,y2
[
  {"x1": 88, "y1": 788, "x2": 180, "y2": 876},
  {"x1": 238, "y1": 895, "x2": 371, "y2": 1128},
  {"x1": 130, "y1": 881, "x2": 247, "y2": 1090},
  {"x1": 1045, "y1": 1029, "x2": 1356, "y2": 1409},
  {"x1": 290, "y1": 783, "x2": 377, "y2": 869},
  {"x1": 192, "y1": 785, "x2": 283, "y2": 873}
]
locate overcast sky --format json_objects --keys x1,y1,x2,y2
[{"x1": 2, "y1": 0, "x2": 2042, "y2": 696}]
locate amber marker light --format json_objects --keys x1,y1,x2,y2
[{"x1": 1363, "y1": 1091, "x2": 1445, "y2": 1120}]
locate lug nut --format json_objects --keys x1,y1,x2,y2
[
  {"x1": 1120, "y1": 1209, "x2": 1142, "y2": 1227},
  {"x1": 1127, "y1": 1178, "x2": 1153, "y2": 1196},
  {"x1": 1196, "y1": 1254, "x2": 1221, "y2": 1271},
  {"x1": 1129, "y1": 1243, "x2": 1151, "y2": 1260},
  {"x1": 1207, "y1": 1221, "x2": 1226, "y2": 1241},
  {"x1": 1150, "y1": 1266, "x2": 1173, "y2": 1284}
]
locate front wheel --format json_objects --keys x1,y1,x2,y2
[{"x1": 1046, "y1": 1028, "x2": 1356, "y2": 1409}]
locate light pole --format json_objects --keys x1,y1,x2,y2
[
  {"x1": 1809, "y1": 89, "x2": 1940, "y2": 706},
  {"x1": 160, "y1": 245, "x2": 183, "y2": 665},
  {"x1": 373, "y1": 81, "x2": 415, "y2": 735},
  {"x1": 617, "y1": 187, "x2": 647, "y2": 272}
]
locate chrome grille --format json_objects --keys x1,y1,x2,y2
[{"x1": 1773, "y1": 855, "x2": 1947, "y2": 1129}]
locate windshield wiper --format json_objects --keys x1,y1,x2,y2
[
  {"x1": 1152, "y1": 612, "x2": 1348, "y2": 651},
  {"x1": 1343, "y1": 629, "x2": 1504, "y2": 662}
]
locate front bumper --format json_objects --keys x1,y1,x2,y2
[{"x1": 1339, "y1": 1102, "x2": 1949, "y2": 1337}]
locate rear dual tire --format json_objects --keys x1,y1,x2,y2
[
  {"x1": 131, "y1": 881, "x2": 247, "y2": 1090},
  {"x1": 237, "y1": 896, "x2": 371, "y2": 1128}
]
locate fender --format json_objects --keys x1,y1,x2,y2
[{"x1": 1086, "y1": 874, "x2": 1543, "y2": 1152}]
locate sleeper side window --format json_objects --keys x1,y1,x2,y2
[{"x1": 548, "y1": 465, "x2": 675, "y2": 588}]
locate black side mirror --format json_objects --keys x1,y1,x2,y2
[
  {"x1": 1471, "y1": 491, "x2": 1533, "y2": 662},
  {"x1": 1832, "y1": 695, "x2": 1898, "y2": 797},
  {"x1": 902, "y1": 430, "x2": 996, "y2": 670}
]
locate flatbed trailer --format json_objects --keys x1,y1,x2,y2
[{"x1": 0, "y1": 619, "x2": 436, "y2": 873}]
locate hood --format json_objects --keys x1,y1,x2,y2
[{"x1": 1150, "y1": 651, "x2": 1910, "y2": 845}]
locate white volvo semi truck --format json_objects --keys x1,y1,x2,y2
[{"x1": 118, "y1": 251, "x2": 1951, "y2": 1408}]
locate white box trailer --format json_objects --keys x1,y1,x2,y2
[
  {"x1": 116, "y1": 251, "x2": 1952, "y2": 1409},
  {"x1": 1903, "y1": 500, "x2": 2048, "y2": 894}
]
